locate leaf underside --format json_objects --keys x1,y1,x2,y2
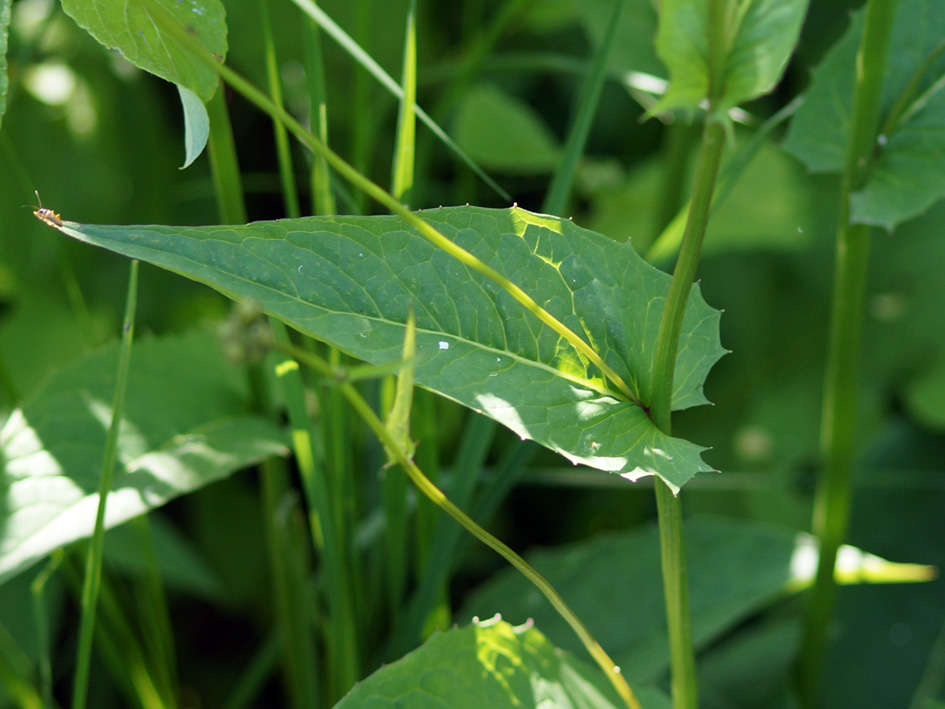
[{"x1": 52, "y1": 206, "x2": 725, "y2": 491}]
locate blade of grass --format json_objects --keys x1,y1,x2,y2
[
  {"x1": 71, "y1": 259, "x2": 139, "y2": 709},
  {"x1": 390, "y1": 0, "x2": 417, "y2": 204},
  {"x1": 31, "y1": 553, "x2": 62, "y2": 709},
  {"x1": 798, "y1": 0, "x2": 899, "y2": 703},
  {"x1": 270, "y1": 319, "x2": 360, "y2": 702},
  {"x1": 129, "y1": 517, "x2": 178, "y2": 705},
  {"x1": 140, "y1": 0, "x2": 639, "y2": 406},
  {"x1": 205, "y1": 83, "x2": 247, "y2": 225},
  {"x1": 259, "y1": 0, "x2": 300, "y2": 218},
  {"x1": 0, "y1": 621, "x2": 42, "y2": 709},
  {"x1": 303, "y1": 0, "x2": 336, "y2": 216},
  {"x1": 542, "y1": 0, "x2": 625, "y2": 217},
  {"x1": 275, "y1": 340, "x2": 641, "y2": 709},
  {"x1": 290, "y1": 0, "x2": 511, "y2": 203}
]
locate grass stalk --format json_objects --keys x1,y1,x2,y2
[
  {"x1": 270, "y1": 319, "x2": 360, "y2": 701},
  {"x1": 302, "y1": 0, "x2": 336, "y2": 215},
  {"x1": 390, "y1": 0, "x2": 417, "y2": 204},
  {"x1": 542, "y1": 0, "x2": 624, "y2": 217},
  {"x1": 259, "y1": 0, "x2": 301, "y2": 218},
  {"x1": 798, "y1": 0, "x2": 899, "y2": 703},
  {"x1": 71, "y1": 259, "x2": 139, "y2": 709}
]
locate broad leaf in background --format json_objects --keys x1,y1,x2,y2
[
  {"x1": 60, "y1": 0, "x2": 227, "y2": 102},
  {"x1": 0, "y1": 0, "x2": 10, "y2": 130},
  {"x1": 0, "y1": 332, "x2": 289, "y2": 585},
  {"x1": 567, "y1": 0, "x2": 663, "y2": 80},
  {"x1": 334, "y1": 617, "x2": 671, "y2": 709},
  {"x1": 177, "y1": 84, "x2": 210, "y2": 169},
  {"x1": 460, "y1": 516, "x2": 932, "y2": 684},
  {"x1": 453, "y1": 84, "x2": 562, "y2": 174},
  {"x1": 43, "y1": 206, "x2": 726, "y2": 491},
  {"x1": 782, "y1": 0, "x2": 945, "y2": 230},
  {"x1": 652, "y1": 0, "x2": 809, "y2": 117}
]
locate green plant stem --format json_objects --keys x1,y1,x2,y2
[
  {"x1": 71, "y1": 260, "x2": 139, "y2": 709},
  {"x1": 648, "y1": 117, "x2": 724, "y2": 709},
  {"x1": 140, "y1": 0, "x2": 639, "y2": 406},
  {"x1": 276, "y1": 341, "x2": 641, "y2": 709},
  {"x1": 798, "y1": 0, "x2": 898, "y2": 702}
]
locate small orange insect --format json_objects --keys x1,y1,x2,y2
[{"x1": 30, "y1": 190, "x2": 63, "y2": 227}]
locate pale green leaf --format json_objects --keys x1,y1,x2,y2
[
  {"x1": 60, "y1": 0, "x2": 227, "y2": 102},
  {"x1": 782, "y1": 0, "x2": 945, "y2": 230},
  {"x1": 0, "y1": 332, "x2": 289, "y2": 586},
  {"x1": 334, "y1": 617, "x2": 670, "y2": 709},
  {"x1": 652, "y1": 0, "x2": 809, "y2": 116},
  {"x1": 45, "y1": 206, "x2": 725, "y2": 491},
  {"x1": 177, "y1": 84, "x2": 209, "y2": 169}
]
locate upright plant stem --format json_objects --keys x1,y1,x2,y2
[
  {"x1": 71, "y1": 260, "x2": 139, "y2": 709},
  {"x1": 649, "y1": 119, "x2": 725, "y2": 709},
  {"x1": 798, "y1": 0, "x2": 898, "y2": 703}
]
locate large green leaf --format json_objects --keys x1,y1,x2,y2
[
  {"x1": 44, "y1": 206, "x2": 725, "y2": 491},
  {"x1": 782, "y1": 0, "x2": 945, "y2": 230},
  {"x1": 652, "y1": 0, "x2": 809, "y2": 117},
  {"x1": 334, "y1": 617, "x2": 671, "y2": 709},
  {"x1": 60, "y1": 0, "x2": 227, "y2": 102},
  {"x1": 459, "y1": 516, "x2": 932, "y2": 684},
  {"x1": 0, "y1": 332, "x2": 289, "y2": 586}
]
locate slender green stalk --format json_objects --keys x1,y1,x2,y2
[
  {"x1": 270, "y1": 319, "x2": 359, "y2": 701},
  {"x1": 130, "y1": 517, "x2": 178, "y2": 706},
  {"x1": 275, "y1": 341, "x2": 641, "y2": 709},
  {"x1": 31, "y1": 553, "x2": 62, "y2": 709},
  {"x1": 259, "y1": 0, "x2": 301, "y2": 218},
  {"x1": 798, "y1": 0, "x2": 898, "y2": 703},
  {"x1": 648, "y1": 118, "x2": 725, "y2": 709},
  {"x1": 390, "y1": 0, "x2": 417, "y2": 204},
  {"x1": 71, "y1": 259, "x2": 139, "y2": 709},
  {"x1": 205, "y1": 84, "x2": 247, "y2": 225},
  {"x1": 140, "y1": 0, "x2": 639, "y2": 405},
  {"x1": 542, "y1": 0, "x2": 624, "y2": 217},
  {"x1": 303, "y1": 0, "x2": 336, "y2": 215}
]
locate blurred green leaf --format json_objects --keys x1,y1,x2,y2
[
  {"x1": 652, "y1": 0, "x2": 809, "y2": 116},
  {"x1": 782, "y1": 0, "x2": 945, "y2": 230},
  {"x1": 454, "y1": 84, "x2": 561, "y2": 174},
  {"x1": 570, "y1": 0, "x2": 663, "y2": 78},
  {"x1": 334, "y1": 617, "x2": 670, "y2": 708},
  {"x1": 906, "y1": 356, "x2": 945, "y2": 429},
  {"x1": 0, "y1": 331, "x2": 289, "y2": 585},
  {"x1": 176, "y1": 84, "x2": 209, "y2": 170},
  {"x1": 49, "y1": 206, "x2": 726, "y2": 491},
  {"x1": 60, "y1": 0, "x2": 227, "y2": 102},
  {"x1": 460, "y1": 516, "x2": 930, "y2": 684}
]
